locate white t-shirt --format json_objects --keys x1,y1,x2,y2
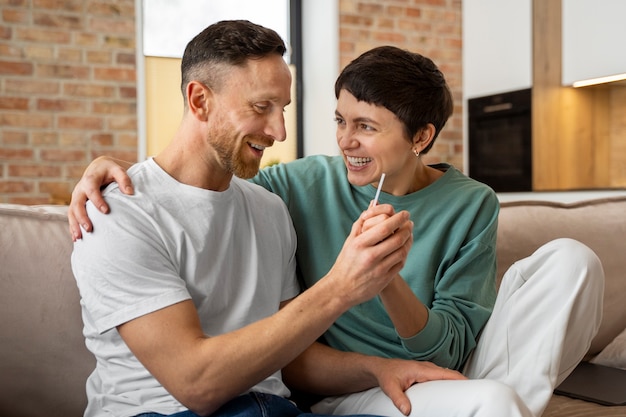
[{"x1": 72, "y1": 158, "x2": 300, "y2": 417}]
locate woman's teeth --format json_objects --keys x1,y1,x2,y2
[{"x1": 347, "y1": 156, "x2": 371, "y2": 166}]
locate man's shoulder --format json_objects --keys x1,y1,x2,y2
[{"x1": 233, "y1": 176, "x2": 286, "y2": 204}]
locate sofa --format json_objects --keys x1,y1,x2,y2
[{"x1": 1, "y1": 196, "x2": 625, "y2": 417}]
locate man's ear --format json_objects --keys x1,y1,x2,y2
[
  {"x1": 186, "y1": 81, "x2": 212, "y2": 121},
  {"x1": 413, "y1": 123, "x2": 436, "y2": 153}
]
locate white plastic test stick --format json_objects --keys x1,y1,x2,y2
[{"x1": 373, "y1": 173, "x2": 386, "y2": 206}]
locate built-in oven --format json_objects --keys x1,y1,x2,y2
[{"x1": 468, "y1": 88, "x2": 532, "y2": 192}]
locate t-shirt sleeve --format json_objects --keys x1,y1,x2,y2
[{"x1": 72, "y1": 197, "x2": 191, "y2": 334}]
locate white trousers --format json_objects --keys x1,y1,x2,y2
[{"x1": 311, "y1": 238, "x2": 605, "y2": 417}]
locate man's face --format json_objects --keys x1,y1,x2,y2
[{"x1": 207, "y1": 54, "x2": 292, "y2": 179}]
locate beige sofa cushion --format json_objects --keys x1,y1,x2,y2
[
  {"x1": 0, "y1": 204, "x2": 93, "y2": 417},
  {"x1": 496, "y1": 197, "x2": 626, "y2": 357}
]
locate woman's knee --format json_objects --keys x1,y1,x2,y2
[
  {"x1": 537, "y1": 238, "x2": 604, "y2": 286},
  {"x1": 464, "y1": 380, "x2": 530, "y2": 416}
]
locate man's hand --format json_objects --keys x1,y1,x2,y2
[
  {"x1": 372, "y1": 358, "x2": 466, "y2": 416},
  {"x1": 68, "y1": 156, "x2": 133, "y2": 241},
  {"x1": 326, "y1": 206, "x2": 413, "y2": 306}
]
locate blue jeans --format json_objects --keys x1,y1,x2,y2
[{"x1": 135, "y1": 392, "x2": 380, "y2": 417}]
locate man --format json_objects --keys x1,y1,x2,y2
[{"x1": 71, "y1": 20, "x2": 462, "y2": 417}]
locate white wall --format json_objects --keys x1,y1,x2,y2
[{"x1": 301, "y1": 0, "x2": 340, "y2": 156}]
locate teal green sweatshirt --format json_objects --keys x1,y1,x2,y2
[{"x1": 252, "y1": 155, "x2": 498, "y2": 369}]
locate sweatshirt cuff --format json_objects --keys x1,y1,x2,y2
[{"x1": 398, "y1": 310, "x2": 445, "y2": 353}]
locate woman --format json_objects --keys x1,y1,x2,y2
[{"x1": 68, "y1": 46, "x2": 603, "y2": 417}]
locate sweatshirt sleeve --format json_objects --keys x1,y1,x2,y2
[{"x1": 398, "y1": 191, "x2": 499, "y2": 369}]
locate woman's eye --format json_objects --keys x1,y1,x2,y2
[
  {"x1": 359, "y1": 123, "x2": 373, "y2": 131},
  {"x1": 333, "y1": 117, "x2": 345, "y2": 125}
]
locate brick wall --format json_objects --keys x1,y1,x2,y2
[
  {"x1": 0, "y1": 0, "x2": 137, "y2": 204},
  {"x1": 0, "y1": 0, "x2": 462, "y2": 204},
  {"x1": 338, "y1": 0, "x2": 464, "y2": 168}
]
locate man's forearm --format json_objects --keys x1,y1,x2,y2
[{"x1": 282, "y1": 341, "x2": 380, "y2": 396}]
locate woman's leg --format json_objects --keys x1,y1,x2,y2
[
  {"x1": 463, "y1": 238, "x2": 604, "y2": 416},
  {"x1": 311, "y1": 379, "x2": 533, "y2": 417}
]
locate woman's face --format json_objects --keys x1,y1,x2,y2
[{"x1": 335, "y1": 89, "x2": 417, "y2": 196}]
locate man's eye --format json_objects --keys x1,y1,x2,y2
[{"x1": 255, "y1": 104, "x2": 270, "y2": 112}]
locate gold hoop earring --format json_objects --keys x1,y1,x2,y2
[{"x1": 413, "y1": 148, "x2": 420, "y2": 157}]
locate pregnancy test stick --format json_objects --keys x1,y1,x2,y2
[{"x1": 373, "y1": 173, "x2": 386, "y2": 206}]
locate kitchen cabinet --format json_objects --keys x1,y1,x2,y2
[{"x1": 562, "y1": 0, "x2": 626, "y2": 85}]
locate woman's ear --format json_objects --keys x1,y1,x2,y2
[
  {"x1": 186, "y1": 81, "x2": 212, "y2": 121},
  {"x1": 413, "y1": 123, "x2": 437, "y2": 153}
]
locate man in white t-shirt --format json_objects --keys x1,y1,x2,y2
[{"x1": 71, "y1": 20, "x2": 463, "y2": 417}]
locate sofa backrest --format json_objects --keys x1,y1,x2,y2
[
  {"x1": 0, "y1": 204, "x2": 93, "y2": 417},
  {"x1": 496, "y1": 196, "x2": 626, "y2": 357}
]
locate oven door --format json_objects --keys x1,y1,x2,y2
[{"x1": 468, "y1": 89, "x2": 532, "y2": 192}]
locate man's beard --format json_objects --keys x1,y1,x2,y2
[{"x1": 210, "y1": 132, "x2": 263, "y2": 179}]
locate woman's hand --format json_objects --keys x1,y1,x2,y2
[{"x1": 68, "y1": 156, "x2": 134, "y2": 241}]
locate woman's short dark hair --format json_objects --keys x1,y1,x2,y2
[
  {"x1": 180, "y1": 20, "x2": 287, "y2": 99},
  {"x1": 334, "y1": 46, "x2": 453, "y2": 154}
]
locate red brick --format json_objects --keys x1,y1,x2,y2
[
  {"x1": 2, "y1": 8, "x2": 30, "y2": 24},
  {"x1": 89, "y1": 17, "x2": 134, "y2": 35},
  {"x1": 33, "y1": 12, "x2": 83, "y2": 29},
  {"x1": 75, "y1": 32, "x2": 99, "y2": 47},
  {"x1": 24, "y1": 44, "x2": 55, "y2": 60},
  {"x1": 116, "y1": 52, "x2": 135, "y2": 65},
  {"x1": 358, "y1": 3, "x2": 384, "y2": 14},
  {"x1": 40, "y1": 149, "x2": 86, "y2": 162},
  {"x1": 94, "y1": 67, "x2": 135, "y2": 82},
  {"x1": 0, "y1": 60, "x2": 34, "y2": 75},
  {"x1": 108, "y1": 116, "x2": 137, "y2": 131},
  {"x1": 9, "y1": 196, "x2": 51, "y2": 205},
  {"x1": 373, "y1": 31, "x2": 407, "y2": 43},
  {"x1": 4, "y1": 78, "x2": 60, "y2": 95},
  {"x1": 0, "y1": 26, "x2": 11, "y2": 40},
  {"x1": 9, "y1": 164, "x2": 62, "y2": 178},
  {"x1": 58, "y1": 47, "x2": 83, "y2": 63},
  {"x1": 1, "y1": 130, "x2": 28, "y2": 145},
  {"x1": 37, "y1": 98, "x2": 86, "y2": 112},
  {"x1": 87, "y1": 1, "x2": 135, "y2": 17},
  {"x1": 341, "y1": 15, "x2": 375, "y2": 27},
  {"x1": 119, "y1": 86, "x2": 136, "y2": 99},
  {"x1": 57, "y1": 115, "x2": 104, "y2": 130},
  {"x1": 91, "y1": 133, "x2": 114, "y2": 146},
  {"x1": 0, "y1": 180, "x2": 34, "y2": 193},
  {"x1": 0, "y1": 148, "x2": 34, "y2": 160},
  {"x1": 32, "y1": 131, "x2": 59, "y2": 145},
  {"x1": 39, "y1": 180, "x2": 74, "y2": 196},
  {"x1": 87, "y1": 50, "x2": 112, "y2": 64},
  {"x1": 0, "y1": 97, "x2": 29, "y2": 110},
  {"x1": 118, "y1": 132, "x2": 137, "y2": 148},
  {"x1": 63, "y1": 82, "x2": 115, "y2": 98},
  {"x1": 0, "y1": 112, "x2": 53, "y2": 128},
  {"x1": 92, "y1": 149, "x2": 137, "y2": 163},
  {"x1": 36, "y1": 63, "x2": 90, "y2": 79},
  {"x1": 33, "y1": 0, "x2": 82, "y2": 12},
  {"x1": 92, "y1": 101, "x2": 136, "y2": 115},
  {"x1": 16, "y1": 27, "x2": 71, "y2": 43},
  {"x1": 3, "y1": 0, "x2": 28, "y2": 7},
  {"x1": 103, "y1": 35, "x2": 134, "y2": 49},
  {"x1": 60, "y1": 132, "x2": 88, "y2": 147},
  {"x1": 0, "y1": 43, "x2": 22, "y2": 58}
]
